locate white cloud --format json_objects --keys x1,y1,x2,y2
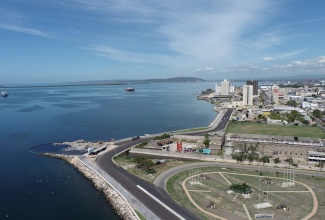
[
  {"x1": 209, "y1": 56, "x2": 325, "y2": 79},
  {"x1": 263, "y1": 57, "x2": 275, "y2": 61},
  {"x1": 292, "y1": 61, "x2": 307, "y2": 66},
  {"x1": 84, "y1": 44, "x2": 173, "y2": 64},
  {"x1": 276, "y1": 49, "x2": 306, "y2": 59},
  {"x1": 71, "y1": 0, "x2": 274, "y2": 64},
  {"x1": 205, "y1": 67, "x2": 215, "y2": 72},
  {"x1": 0, "y1": 23, "x2": 53, "y2": 38},
  {"x1": 316, "y1": 56, "x2": 325, "y2": 64}
]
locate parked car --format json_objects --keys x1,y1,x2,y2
[{"x1": 132, "y1": 136, "x2": 140, "y2": 141}]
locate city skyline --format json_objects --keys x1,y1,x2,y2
[{"x1": 1, "y1": 1, "x2": 325, "y2": 84}]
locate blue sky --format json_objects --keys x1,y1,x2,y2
[{"x1": 1, "y1": 0, "x2": 325, "y2": 84}]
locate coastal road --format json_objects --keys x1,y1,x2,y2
[
  {"x1": 183, "y1": 108, "x2": 233, "y2": 135},
  {"x1": 97, "y1": 138, "x2": 201, "y2": 220},
  {"x1": 97, "y1": 108, "x2": 233, "y2": 219}
]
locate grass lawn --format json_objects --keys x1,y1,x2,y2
[
  {"x1": 167, "y1": 167, "x2": 323, "y2": 220},
  {"x1": 226, "y1": 121, "x2": 325, "y2": 138}
]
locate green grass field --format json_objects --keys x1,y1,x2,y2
[{"x1": 226, "y1": 121, "x2": 325, "y2": 138}]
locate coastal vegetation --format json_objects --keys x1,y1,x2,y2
[
  {"x1": 153, "y1": 133, "x2": 170, "y2": 140},
  {"x1": 113, "y1": 154, "x2": 193, "y2": 183},
  {"x1": 134, "y1": 142, "x2": 148, "y2": 148},
  {"x1": 226, "y1": 121, "x2": 325, "y2": 138},
  {"x1": 229, "y1": 182, "x2": 252, "y2": 194}
]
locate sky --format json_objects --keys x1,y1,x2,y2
[{"x1": 1, "y1": 0, "x2": 325, "y2": 84}]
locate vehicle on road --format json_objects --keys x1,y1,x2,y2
[{"x1": 132, "y1": 136, "x2": 140, "y2": 141}]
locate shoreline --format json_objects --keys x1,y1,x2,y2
[
  {"x1": 37, "y1": 107, "x2": 221, "y2": 219},
  {"x1": 40, "y1": 153, "x2": 137, "y2": 220}
]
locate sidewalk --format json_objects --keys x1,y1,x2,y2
[{"x1": 78, "y1": 156, "x2": 160, "y2": 220}]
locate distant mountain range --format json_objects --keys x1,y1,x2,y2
[{"x1": 224, "y1": 74, "x2": 325, "y2": 82}]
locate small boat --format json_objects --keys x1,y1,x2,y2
[
  {"x1": 125, "y1": 87, "x2": 135, "y2": 92},
  {"x1": 1, "y1": 91, "x2": 9, "y2": 97}
]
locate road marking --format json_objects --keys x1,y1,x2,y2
[{"x1": 136, "y1": 185, "x2": 186, "y2": 220}]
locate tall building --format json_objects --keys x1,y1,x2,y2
[
  {"x1": 230, "y1": 84, "x2": 235, "y2": 94},
  {"x1": 242, "y1": 85, "x2": 253, "y2": 106},
  {"x1": 246, "y1": 80, "x2": 258, "y2": 95},
  {"x1": 215, "y1": 83, "x2": 221, "y2": 94},
  {"x1": 272, "y1": 84, "x2": 279, "y2": 104},
  {"x1": 221, "y1": 79, "x2": 230, "y2": 95}
]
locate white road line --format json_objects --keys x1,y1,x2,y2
[{"x1": 136, "y1": 185, "x2": 186, "y2": 220}]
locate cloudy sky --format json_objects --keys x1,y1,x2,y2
[{"x1": 1, "y1": 0, "x2": 325, "y2": 84}]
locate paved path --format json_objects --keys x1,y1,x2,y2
[
  {"x1": 242, "y1": 204, "x2": 252, "y2": 220},
  {"x1": 79, "y1": 156, "x2": 159, "y2": 220}
]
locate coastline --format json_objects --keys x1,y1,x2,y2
[
  {"x1": 40, "y1": 153, "x2": 137, "y2": 220},
  {"x1": 37, "y1": 106, "x2": 221, "y2": 219}
]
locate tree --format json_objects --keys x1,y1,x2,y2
[
  {"x1": 217, "y1": 150, "x2": 225, "y2": 159},
  {"x1": 275, "y1": 171, "x2": 280, "y2": 177},
  {"x1": 284, "y1": 157, "x2": 294, "y2": 166},
  {"x1": 203, "y1": 139, "x2": 210, "y2": 147},
  {"x1": 274, "y1": 157, "x2": 281, "y2": 164},
  {"x1": 313, "y1": 109, "x2": 322, "y2": 118},
  {"x1": 232, "y1": 153, "x2": 244, "y2": 162},
  {"x1": 256, "y1": 114, "x2": 267, "y2": 122},
  {"x1": 229, "y1": 182, "x2": 252, "y2": 194},
  {"x1": 260, "y1": 156, "x2": 270, "y2": 165}
]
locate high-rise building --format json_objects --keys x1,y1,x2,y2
[
  {"x1": 246, "y1": 80, "x2": 258, "y2": 95},
  {"x1": 215, "y1": 84, "x2": 221, "y2": 94},
  {"x1": 221, "y1": 79, "x2": 230, "y2": 95},
  {"x1": 230, "y1": 84, "x2": 235, "y2": 94},
  {"x1": 242, "y1": 85, "x2": 253, "y2": 106},
  {"x1": 272, "y1": 84, "x2": 279, "y2": 104}
]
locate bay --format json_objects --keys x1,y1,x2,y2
[{"x1": 0, "y1": 82, "x2": 219, "y2": 220}]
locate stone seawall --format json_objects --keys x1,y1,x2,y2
[{"x1": 41, "y1": 153, "x2": 137, "y2": 220}]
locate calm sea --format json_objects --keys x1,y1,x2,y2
[{"x1": 0, "y1": 82, "x2": 238, "y2": 220}]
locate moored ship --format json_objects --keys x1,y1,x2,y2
[
  {"x1": 1, "y1": 91, "x2": 9, "y2": 97},
  {"x1": 125, "y1": 87, "x2": 135, "y2": 92}
]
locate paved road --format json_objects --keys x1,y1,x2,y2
[
  {"x1": 97, "y1": 138, "x2": 201, "y2": 220},
  {"x1": 96, "y1": 108, "x2": 233, "y2": 219},
  {"x1": 183, "y1": 109, "x2": 233, "y2": 135}
]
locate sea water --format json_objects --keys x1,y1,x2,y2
[{"x1": 0, "y1": 82, "x2": 221, "y2": 220}]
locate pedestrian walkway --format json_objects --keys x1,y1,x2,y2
[{"x1": 78, "y1": 156, "x2": 160, "y2": 220}]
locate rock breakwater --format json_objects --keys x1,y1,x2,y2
[{"x1": 41, "y1": 153, "x2": 138, "y2": 220}]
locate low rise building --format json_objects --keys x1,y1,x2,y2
[{"x1": 225, "y1": 133, "x2": 324, "y2": 161}]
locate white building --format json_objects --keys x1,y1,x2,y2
[
  {"x1": 221, "y1": 79, "x2": 230, "y2": 95},
  {"x1": 230, "y1": 84, "x2": 235, "y2": 94},
  {"x1": 302, "y1": 101, "x2": 318, "y2": 109},
  {"x1": 242, "y1": 85, "x2": 253, "y2": 106},
  {"x1": 215, "y1": 84, "x2": 221, "y2": 95}
]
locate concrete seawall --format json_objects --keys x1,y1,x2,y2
[{"x1": 41, "y1": 153, "x2": 138, "y2": 220}]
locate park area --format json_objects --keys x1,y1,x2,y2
[
  {"x1": 167, "y1": 166, "x2": 325, "y2": 220},
  {"x1": 226, "y1": 121, "x2": 325, "y2": 138}
]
